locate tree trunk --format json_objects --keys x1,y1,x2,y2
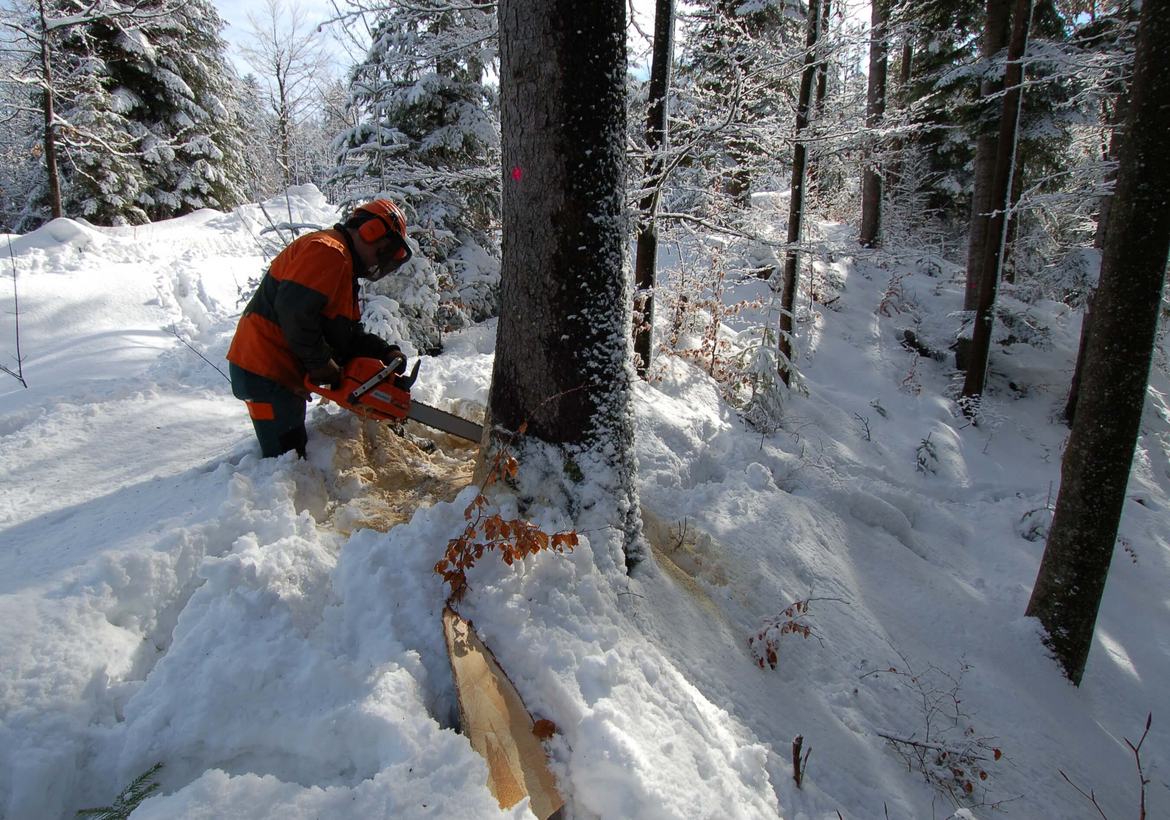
[
  {"x1": 278, "y1": 96, "x2": 292, "y2": 189},
  {"x1": 1064, "y1": 4, "x2": 1138, "y2": 425},
  {"x1": 960, "y1": 0, "x2": 1032, "y2": 407},
  {"x1": 899, "y1": 37, "x2": 912, "y2": 91},
  {"x1": 38, "y1": 0, "x2": 62, "y2": 220},
  {"x1": 885, "y1": 33, "x2": 914, "y2": 198},
  {"x1": 634, "y1": 0, "x2": 676, "y2": 379},
  {"x1": 962, "y1": 0, "x2": 1014, "y2": 313},
  {"x1": 806, "y1": 0, "x2": 832, "y2": 193},
  {"x1": 491, "y1": 0, "x2": 641, "y2": 566},
  {"x1": 778, "y1": 0, "x2": 822, "y2": 385},
  {"x1": 1001, "y1": 166, "x2": 1023, "y2": 284},
  {"x1": 859, "y1": 0, "x2": 889, "y2": 248},
  {"x1": 1092, "y1": 91, "x2": 1129, "y2": 252},
  {"x1": 815, "y1": 0, "x2": 832, "y2": 109},
  {"x1": 1026, "y1": 0, "x2": 1170, "y2": 685}
]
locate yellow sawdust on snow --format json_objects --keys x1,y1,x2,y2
[{"x1": 319, "y1": 415, "x2": 478, "y2": 535}]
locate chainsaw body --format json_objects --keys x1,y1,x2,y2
[
  {"x1": 305, "y1": 356, "x2": 412, "y2": 421},
  {"x1": 304, "y1": 356, "x2": 483, "y2": 443}
]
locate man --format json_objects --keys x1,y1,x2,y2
[{"x1": 227, "y1": 199, "x2": 413, "y2": 458}]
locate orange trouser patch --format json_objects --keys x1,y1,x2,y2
[{"x1": 246, "y1": 401, "x2": 275, "y2": 420}]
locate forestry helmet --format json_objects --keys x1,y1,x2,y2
[{"x1": 353, "y1": 198, "x2": 412, "y2": 278}]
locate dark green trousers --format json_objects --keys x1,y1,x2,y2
[{"x1": 229, "y1": 363, "x2": 308, "y2": 458}]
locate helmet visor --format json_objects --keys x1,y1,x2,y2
[{"x1": 365, "y1": 230, "x2": 413, "y2": 281}]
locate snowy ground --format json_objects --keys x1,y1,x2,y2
[{"x1": 1, "y1": 186, "x2": 1166, "y2": 820}]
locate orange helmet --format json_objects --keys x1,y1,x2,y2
[
  {"x1": 353, "y1": 199, "x2": 412, "y2": 278},
  {"x1": 354, "y1": 199, "x2": 408, "y2": 244}
]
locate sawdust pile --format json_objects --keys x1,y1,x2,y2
[
  {"x1": 642, "y1": 509, "x2": 729, "y2": 620},
  {"x1": 319, "y1": 415, "x2": 478, "y2": 535}
]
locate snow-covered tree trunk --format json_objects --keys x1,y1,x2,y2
[
  {"x1": 37, "y1": 0, "x2": 62, "y2": 220},
  {"x1": 962, "y1": 0, "x2": 1014, "y2": 313},
  {"x1": 859, "y1": 0, "x2": 889, "y2": 248},
  {"x1": 489, "y1": 0, "x2": 642, "y2": 566},
  {"x1": 1026, "y1": 0, "x2": 1170, "y2": 685},
  {"x1": 960, "y1": 0, "x2": 1032, "y2": 406},
  {"x1": 777, "y1": 0, "x2": 821, "y2": 385},
  {"x1": 634, "y1": 0, "x2": 675, "y2": 378}
]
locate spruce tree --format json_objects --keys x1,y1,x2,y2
[
  {"x1": 677, "y1": 0, "x2": 799, "y2": 215},
  {"x1": 92, "y1": 0, "x2": 248, "y2": 220},
  {"x1": 1026, "y1": 0, "x2": 1170, "y2": 685},
  {"x1": 12, "y1": 0, "x2": 249, "y2": 226},
  {"x1": 332, "y1": 1, "x2": 501, "y2": 343}
]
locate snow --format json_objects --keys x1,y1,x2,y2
[{"x1": 1, "y1": 189, "x2": 1167, "y2": 820}]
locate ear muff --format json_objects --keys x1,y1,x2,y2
[
  {"x1": 353, "y1": 200, "x2": 409, "y2": 267},
  {"x1": 358, "y1": 214, "x2": 389, "y2": 243}
]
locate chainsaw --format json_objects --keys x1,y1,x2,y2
[{"x1": 305, "y1": 354, "x2": 483, "y2": 443}]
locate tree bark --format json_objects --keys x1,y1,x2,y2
[
  {"x1": 962, "y1": 0, "x2": 1014, "y2": 313},
  {"x1": 38, "y1": 0, "x2": 62, "y2": 220},
  {"x1": 815, "y1": 0, "x2": 832, "y2": 109},
  {"x1": 806, "y1": 0, "x2": 833, "y2": 194},
  {"x1": 1064, "y1": 3, "x2": 1138, "y2": 425},
  {"x1": 634, "y1": 0, "x2": 676, "y2": 379},
  {"x1": 491, "y1": 0, "x2": 641, "y2": 565},
  {"x1": 778, "y1": 0, "x2": 822, "y2": 385},
  {"x1": 899, "y1": 37, "x2": 912, "y2": 91},
  {"x1": 859, "y1": 0, "x2": 889, "y2": 248},
  {"x1": 960, "y1": 0, "x2": 1032, "y2": 407},
  {"x1": 885, "y1": 33, "x2": 914, "y2": 198},
  {"x1": 1026, "y1": 0, "x2": 1170, "y2": 685}
]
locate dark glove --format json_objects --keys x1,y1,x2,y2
[
  {"x1": 306, "y1": 359, "x2": 342, "y2": 390},
  {"x1": 382, "y1": 347, "x2": 407, "y2": 375}
]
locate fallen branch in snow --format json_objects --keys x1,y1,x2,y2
[
  {"x1": 873, "y1": 730, "x2": 992, "y2": 762},
  {"x1": 1059, "y1": 712, "x2": 1152, "y2": 820},
  {"x1": 749, "y1": 596, "x2": 848, "y2": 669},
  {"x1": 170, "y1": 325, "x2": 228, "y2": 383},
  {"x1": 1, "y1": 234, "x2": 27, "y2": 388},
  {"x1": 862, "y1": 652, "x2": 1012, "y2": 815},
  {"x1": 854, "y1": 413, "x2": 872, "y2": 441}
]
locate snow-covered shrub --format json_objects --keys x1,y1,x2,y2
[
  {"x1": 330, "y1": 2, "x2": 501, "y2": 343},
  {"x1": 363, "y1": 257, "x2": 442, "y2": 354}
]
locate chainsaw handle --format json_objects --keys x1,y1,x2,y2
[
  {"x1": 381, "y1": 352, "x2": 421, "y2": 390},
  {"x1": 383, "y1": 350, "x2": 407, "y2": 376},
  {"x1": 398, "y1": 358, "x2": 421, "y2": 390}
]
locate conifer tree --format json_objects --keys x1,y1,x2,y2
[
  {"x1": 2, "y1": 0, "x2": 246, "y2": 226},
  {"x1": 332, "y1": 0, "x2": 501, "y2": 338},
  {"x1": 633, "y1": 0, "x2": 676, "y2": 378},
  {"x1": 332, "y1": 2, "x2": 498, "y2": 247},
  {"x1": 491, "y1": 0, "x2": 642, "y2": 566},
  {"x1": 235, "y1": 74, "x2": 284, "y2": 202},
  {"x1": 859, "y1": 0, "x2": 890, "y2": 248},
  {"x1": 1026, "y1": 0, "x2": 1170, "y2": 685},
  {"x1": 677, "y1": 0, "x2": 799, "y2": 215},
  {"x1": 92, "y1": 0, "x2": 248, "y2": 220},
  {"x1": 777, "y1": 0, "x2": 823, "y2": 385}
]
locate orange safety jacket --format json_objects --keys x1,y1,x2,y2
[{"x1": 227, "y1": 227, "x2": 397, "y2": 391}]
